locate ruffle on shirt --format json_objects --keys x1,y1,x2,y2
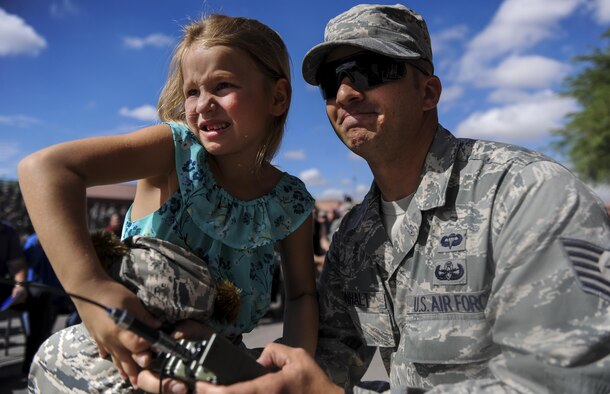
[{"x1": 169, "y1": 122, "x2": 315, "y2": 250}]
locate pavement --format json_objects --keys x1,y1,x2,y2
[{"x1": 1, "y1": 313, "x2": 387, "y2": 393}]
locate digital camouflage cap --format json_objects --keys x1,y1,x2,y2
[{"x1": 302, "y1": 3, "x2": 433, "y2": 85}]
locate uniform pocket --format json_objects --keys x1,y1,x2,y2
[
  {"x1": 348, "y1": 307, "x2": 396, "y2": 348},
  {"x1": 401, "y1": 312, "x2": 496, "y2": 364}
]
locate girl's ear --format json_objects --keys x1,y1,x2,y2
[
  {"x1": 270, "y1": 78, "x2": 290, "y2": 116},
  {"x1": 422, "y1": 75, "x2": 442, "y2": 111}
]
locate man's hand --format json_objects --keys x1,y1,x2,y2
[
  {"x1": 194, "y1": 343, "x2": 342, "y2": 394},
  {"x1": 197, "y1": 343, "x2": 343, "y2": 394},
  {"x1": 137, "y1": 342, "x2": 342, "y2": 394}
]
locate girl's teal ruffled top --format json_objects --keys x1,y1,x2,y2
[{"x1": 122, "y1": 122, "x2": 314, "y2": 337}]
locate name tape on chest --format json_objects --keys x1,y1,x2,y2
[
  {"x1": 407, "y1": 291, "x2": 488, "y2": 314},
  {"x1": 342, "y1": 291, "x2": 387, "y2": 310}
]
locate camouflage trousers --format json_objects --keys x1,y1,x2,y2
[{"x1": 28, "y1": 323, "x2": 138, "y2": 393}]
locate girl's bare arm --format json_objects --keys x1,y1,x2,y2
[
  {"x1": 278, "y1": 215, "x2": 319, "y2": 356},
  {"x1": 18, "y1": 123, "x2": 176, "y2": 385}
]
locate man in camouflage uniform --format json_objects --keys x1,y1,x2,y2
[{"x1": 178, "y1": 3, "x2": 610, "y2": 394}]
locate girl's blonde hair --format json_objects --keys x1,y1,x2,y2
[{"x1": 158, "y1": 14, "x2": 292, "y2": 172}]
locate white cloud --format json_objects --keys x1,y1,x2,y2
[
  {"x1": 487, "y1": 88, "x2": 542, "y2": 104},
  {"x1": 320, "y1": 188, "x2": 345, "y2": 200},
  {"x1": 0, "y1": 167, "x2": 14, "y2": 178},
  {"x1": 348, "y1": 151, "x2": 365, "y2": 161},
  {"x1": 439, "y1": 84, "x2": 464, "y2": 105},
  {"x1": 0, "y1": 114, "x2": 40, "y2": 127},
  {"x1": 587, "y1": 183, "x2": 610, "y2": 203},
  {"x1": 354, "y1": 184, "x2": 370, "y2": 199},
  {"x1": 591, "y1": 0, "x2": 610, "y2": 23},
  {"x1": 0, "y1": 141, "x2": 21, "y2": 176},
  {"x1": 119, "y1": 105, "x2": 158, "y2": 121},
  {"x1": 305, "y1": 84, "x2": 319, "y2": 93},
  {"x1": 0, "y1": 141, "x2": 20, "y2": 159},
  {"x1": 50, "y1": 0, "x2": 78, "y2": 18},
  {"x1": 431, "y1": 24, "x2": 469, "y2": 54},
  {"x1": 300, "y1": 168, "x2": 327, "y2": 186},
  {"x1": 0, "y1": 8, "x2": 47, "y2": 56},
  {"x1": 458, "y1": 0, "x2": 581, "y2": 83},
  {"x1": 455, "y1": 90, "x2": 578, "y2": 142},
  {"x1": 283, "y1": 150, "x2": 306, "y2": 160},
  {"x1": 482, "y1": 55, "x2": 570, "y2": 89},
  {"x1": 123, "y1": 33, "x2": 174, "y2": 49}
]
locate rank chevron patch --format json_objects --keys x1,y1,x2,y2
[{"x1": 561, "y1": 238, "x2": 610, "y2": 302}]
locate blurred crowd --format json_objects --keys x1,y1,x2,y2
[
  {"x1": 0, "y1": 211, "x2": 123, "y2": 375},
  {"x1": 312, "y1": 196, "x2": 354, "y2": 274}
]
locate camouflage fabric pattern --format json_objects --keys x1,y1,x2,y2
[
  {"x1": 110, "y1": 235, "x2": 215, "y2": 324},
  {"x1": 316, "y1": 126, "x2": 610, "y2": 393},
  {"x1": 302, "y1": 4, "x2": 432, "y2": 85},
  {"x1": 28, "y1": 236, "x2": 217, "y2": 393},
  {"x1": 28, "y1": 323, "x2": 134, "y2": 393}
]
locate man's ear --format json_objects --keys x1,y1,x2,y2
[
  {"x1": 422, "y1": 75, "x2": 442, "y2": 111},
  {"x1": 270, "y1": 78, "x2": 290, "y2": 116}
]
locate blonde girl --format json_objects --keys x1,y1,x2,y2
[{"x1": 20, "y1": 14, "x2": 317, "y2": 393}]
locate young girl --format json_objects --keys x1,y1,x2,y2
[{"x1": 19, "y1": 14, "x2": 318, "y2": 393}]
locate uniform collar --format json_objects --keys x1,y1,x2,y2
[
  {"x1": 362, "y1": 124, "x2": 458, "y2": 213},
  {"x1": 413, "y1": 125, "x2": 458, "y2": 211}
]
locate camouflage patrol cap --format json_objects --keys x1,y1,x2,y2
[{"x1": 302, "y1": 4, "x2": 433, "y2": 85}]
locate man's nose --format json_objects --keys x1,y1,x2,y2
[{"x1": 335, "y1": 75, "x2": 363, "y2": 104}]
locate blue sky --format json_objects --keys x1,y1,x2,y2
[{"x1": 1, "y1": 0, "x2": 610, "y2": 202}]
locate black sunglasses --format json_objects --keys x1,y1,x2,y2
[{"x1": 316, "y1": 53, "x2": 429, "y2": 100}]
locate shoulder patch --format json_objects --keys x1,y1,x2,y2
[{"x1": 562, "y1": 238, "x2": 610, "y2": 302}]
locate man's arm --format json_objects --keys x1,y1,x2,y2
[
  {"x1": 429, "y1": 162, "x2": 610, "y2": 393},
  {"x1": 316, "y1": 231, "x2": 378, "y2": 390}
]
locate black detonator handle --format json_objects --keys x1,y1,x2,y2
[
  {"x1": 107, "y1": 308, "x2": 192, "y2": 361},
  {"x1": 201, "y1": 333, "x2": 270, "y2": 385}
]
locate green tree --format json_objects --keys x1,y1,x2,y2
[{"x1": 553, "y1": 29, "x2": 610, "y2": 184}]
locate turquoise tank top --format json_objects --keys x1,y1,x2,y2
[{"x1": 122, "y1": 122, "x2": 314, "y2": 336}]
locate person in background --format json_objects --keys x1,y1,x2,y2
[
  {"x1": 0, "y1": 220, "x2": 65, "y2": 374},
  {"x1": 0, "y1": 220, "x2": 28, "y2": 306},
  {"x1": 0, "y1": 219, "x2": 30, "y2": 372},
  {"x1": 19, "y1": 13, "x2": 317, "y2": 393},
  {"x1": 102, "y1": 212, "x2": 123, "y2": 238},
  {"x1": 312, "y1": 206, "x2": 329, "y2": 274},
  {"x1": 185, "y1": 3, "x2": 610, "y2": 394},
  {"x1": 328, "y1": 195, "x2": 353, "y2": 244}
]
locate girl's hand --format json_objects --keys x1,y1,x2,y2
[
  {"x1": 134, "y1": 319, "x2": 215, "y2": 393},
  {"x1": 74, "y1": 279, "x2": 160, "y2": 388}
]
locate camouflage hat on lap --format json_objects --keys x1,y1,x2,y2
[
  {"x1": 302, "y1": 3, "x2": 433, "y2": 85},
  {"x1": 91, "y1": 232, "x2": 241, "y2": 325}
]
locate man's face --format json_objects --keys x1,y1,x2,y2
[{"x1": 320, "y1": 47, "x2": 431, "y2": 163}]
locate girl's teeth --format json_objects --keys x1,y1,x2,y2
[{"x1": 205, "y1": 123, "x2": 228, "y2": 131}]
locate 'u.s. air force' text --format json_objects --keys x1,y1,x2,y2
[{"x1": 408, "y1": 291, "x2": 488, "y2": 314}]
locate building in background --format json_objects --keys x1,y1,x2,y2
[{"x1": 0, "y1": 180, "x2": 135, "y2": 238}]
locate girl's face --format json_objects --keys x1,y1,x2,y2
[{"x1": 182, "y1": 45, "x2": 285, "y2": 163}]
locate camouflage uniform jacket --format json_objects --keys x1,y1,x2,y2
[{"x1": 316, "y1": 126, "x2": 610, "y2": 394}]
